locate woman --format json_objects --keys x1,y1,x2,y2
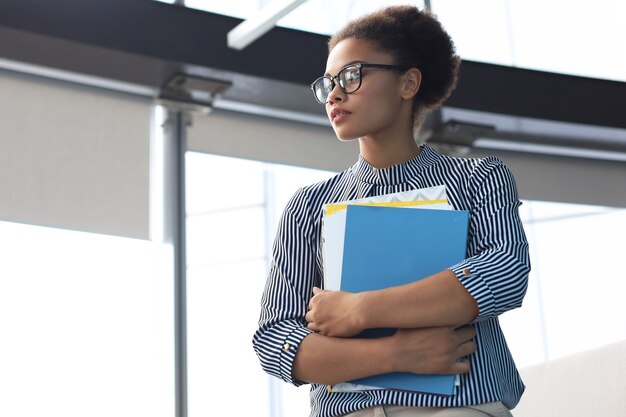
[{"x1": 253, "y1": 5, "x2": 530, "y2": 417}]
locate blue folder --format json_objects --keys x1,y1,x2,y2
[{"x1": 340, "y1": 204, "x2": 469, "y2": 395}]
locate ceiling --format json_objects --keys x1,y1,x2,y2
[{"x1": 0, "y1": 0, "x2": 625, "y2": 161}]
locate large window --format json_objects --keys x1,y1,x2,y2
[
  {"x1": 501, "y1": 201, "x2": 626, "y2": 366},
  {"x1": 0, "y1": 221, "x2": 174, "y2": 417},
  {"x1": 0, "y1": 69, "x2": 166, "y2": 417},
  {"x1": 185, "y1": 151, "x2": 626, "y2": 416},
  {"x1": 185, "y1": 153, "x2": 334, "y2": 417}
]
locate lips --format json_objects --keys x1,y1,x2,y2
[{"x1": 330, "y1": 108, "x2": 351, "y2": 123}]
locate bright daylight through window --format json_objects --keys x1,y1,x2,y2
[
  {"x1": 158, "y1": 0, "x2": 626, "y2": 82},
  {"x1": 184, "y1": 152, "x2": 626, "y2": 417}
]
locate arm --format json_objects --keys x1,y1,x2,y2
[
  {"x1": 307, "y1": 159, "x2": 530, "y2": 337},
  {"x1": 293, "y1": 325, "x2": 476, "y2": 385},
  {"x1": 306, "y1": 270, "x2": 477, "y2": 337},
  {"x1": 252, "y1": 188, "x2": 477, "y2": 386}
]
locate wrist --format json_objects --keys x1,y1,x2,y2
[
  {"x1": 378, "y1": 334, "x2": 400, "y2": 374},
  {"x1": 353, "y1": 291, "x2": 372, "y2": 331}
]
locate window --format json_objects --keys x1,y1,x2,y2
[
  {"x1": 0, "y1": 221, "x2": 173, "y2": 417},
  {"x1": 501, "y1": 200, "x2": 626, "y2": 367},
  {"x1": 0, "y1": 69, "x2": 164, "y2": 417},
  {"x1": 186, "y1": 152, "x2": 626, "y2": 416},
  {"x1": 185, "y1": 152, "x2": 335, "y2": 417}
]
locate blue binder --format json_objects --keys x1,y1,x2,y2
[{"x1": 340, "y1": 205, "x2": 469, "y2": 395}]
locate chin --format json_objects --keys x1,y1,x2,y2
[
  {"x1": 336, "y1": 135, "x2": 359, "y2": 142},
  {"x1": 332, "y1": 127, "x2": 360, "y2": 142}
]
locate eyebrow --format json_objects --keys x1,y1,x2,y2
[{"x1": 324, "y1": 60, "x2": 365, "y2": 76}]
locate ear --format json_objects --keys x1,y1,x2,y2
[{"x1": 400, "y1": 68, "x2": 422, "y2": 100}]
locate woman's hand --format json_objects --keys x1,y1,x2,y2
[
  {"x1": 305, "y1": 287, "x2": 366, "y2": 337},
  {"x1": 390, "y1": 325, "x2": 477, "y2": 375}
]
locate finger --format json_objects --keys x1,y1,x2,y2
[
  {"x1": 458, "y1": 340, "x2": 477, "y2": 357},
  {"x1": 455, "y1": 325, "x2": 477, "y2": 342},
  {"x1": 312, "y1": 286, "x2": 323, "y2": 295},
  {"x1": 452, "y1": 357, "x2": 472, "y2": 374}
]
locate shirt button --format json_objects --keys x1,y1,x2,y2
[
  {"x1": 463, "y1": 269, "x2": 471, "y2": 276},
  {"x1": 283, "y1": 343, "x2": 291, "y2": 351}
]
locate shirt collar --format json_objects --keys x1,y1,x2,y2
[{"x1": 349, "y1": 144, "x2": 441, "y2": 186}]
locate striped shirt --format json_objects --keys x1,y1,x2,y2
[{"x1": 252, "y1": 144, "x2": 530, "y2": 417}]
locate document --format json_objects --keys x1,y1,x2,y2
[
  {"x1": 320, "y1": 186, "x2": 469, "y2": 395},
  {"x1": 322, "y1": 185, "x2": 451, "y2": 291},
  {"x1": 337, "y1": 205, "x2": 469, "y2": 395}
]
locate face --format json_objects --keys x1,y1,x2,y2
[{"x1": 323, "y1": 38, "x2": 409, "y2": 141}]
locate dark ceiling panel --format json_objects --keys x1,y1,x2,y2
[
  {"x1": 1, "y1": 0, "x2": 624, "y2": 128},
  {"x1": 448, "y1": 61, "x2": 626, "y2": 130},
  {"x1": 0, "y1": 0, "x2": 328, "y2": 83}
]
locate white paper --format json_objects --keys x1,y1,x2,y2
[{"x1": 321, "y1": 210, "x2": 346, "y2": 292}]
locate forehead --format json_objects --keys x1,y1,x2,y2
[{"x1": 325, "y1": 38, "x2": 394, "y2": 74}]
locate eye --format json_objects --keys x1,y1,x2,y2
[
  {"x1": 340, "y1": 67, "x2": 361, "y2": 86},
  {"x1": 321, "y1": 77, "x2": 334, "y2": 91}
]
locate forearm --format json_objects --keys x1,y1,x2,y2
[
  {"x1": 360, "y1": 269, "x2": 479, "y2": 330},
  {"x1": 292, "y1": 332, "x2": 393, "y2": 385},
  {"x1": 293, "y1": 324, "x2": 477, "y2": 385}
]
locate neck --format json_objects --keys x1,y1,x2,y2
[{"x1": 358, "y1": 133, "x2": 421, "y2": 168}]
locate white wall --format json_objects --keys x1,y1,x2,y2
[
  {"x1": 515, "y1": 340, "x2": 626, "y2": 417},
  {"x1": 188, "y1": 108, "x2": 626, "y2": 208},
  {"x1": 0, "y1": 70, "x2": 152, "y2": 239},
  {"x1": 187, "y1": 108, "x2": 359, "y2": 172}
]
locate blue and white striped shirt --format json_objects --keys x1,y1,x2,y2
[{"x1": 252, "y1": 144, "x2": 530, "y2": 417}]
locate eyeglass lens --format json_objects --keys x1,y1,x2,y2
[{"x1": 312, "y1": 65, "x2": 362, "y2": 104}]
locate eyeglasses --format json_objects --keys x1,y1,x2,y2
[{"x1": 310, "y1": 63, "x2": 409, "y2": 104}]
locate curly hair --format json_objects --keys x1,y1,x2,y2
[{"x1": 328, "y1": 6, "x2": 460, "y2": 124}]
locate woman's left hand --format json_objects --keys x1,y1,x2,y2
[{"x1": 305, "y1": 287, "x2": 365, "y2": 337}]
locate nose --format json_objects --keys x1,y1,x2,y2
[{"x1": 327, "y1": 82, "x2": 345, "y2": 105}]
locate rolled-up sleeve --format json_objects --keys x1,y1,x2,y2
[
  {"x1": 252, "y1": 189, "x2": 318, "y2": 386},
  {"x1": 448, "y1": 158, "x2": 530, "y2": 321}
]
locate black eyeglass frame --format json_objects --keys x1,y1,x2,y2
[{"x1": 310, "y1": 63, "x2": 410, "y2": 104}]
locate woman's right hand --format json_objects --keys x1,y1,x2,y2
[{"x1": 389, "y1": 326, "x2": 477, "y2": 375}]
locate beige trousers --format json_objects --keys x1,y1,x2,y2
[{"x1": 341, "y1": 402, "x2": 513, "y2": 417}]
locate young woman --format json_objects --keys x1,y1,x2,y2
[{"x1": 253, "y1": 5, "x2": 530, "y2": 417}]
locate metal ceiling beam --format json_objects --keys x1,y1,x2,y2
[{"x1": 227, "y1": 0, "x2": 308, "y2": 50}]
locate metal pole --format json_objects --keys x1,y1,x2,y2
[
  {"x1": 174, "y1": 111, "x2": 189, "y2": 417},
  {"x1": 162, "y1": 108, "x2": 190, "y2": 417}
]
